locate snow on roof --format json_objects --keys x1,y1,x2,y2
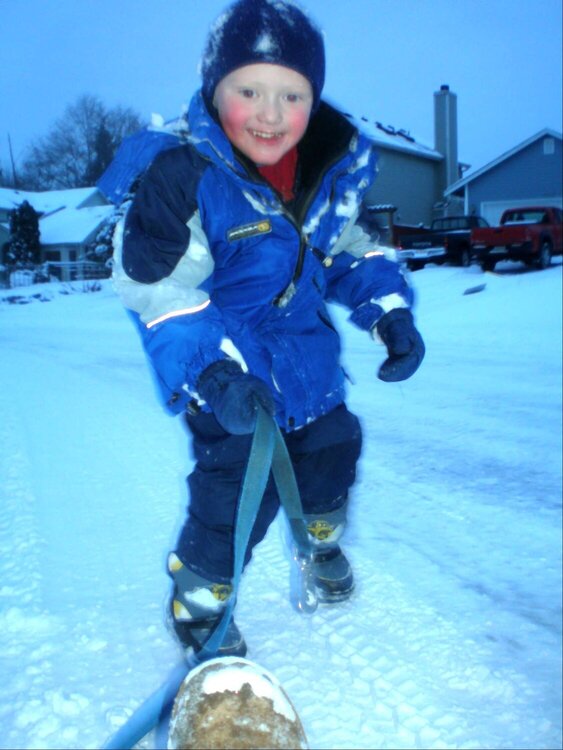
[
  {"x1": 369, "y1": 124, "x2": 441, "y2": 159},
  {"x1": 334, "y1": 104, "x2": 442, "y2": 161},
  {"x1": 39, "y1": 204, "x2": 115, "y2": 245},
  {"x1": 0, "y1": 186, "x2": 104, "y2": 214}
]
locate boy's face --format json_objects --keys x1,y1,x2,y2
[{"x1": 213, "y1": 63, "x2": 313, "y2": 166}]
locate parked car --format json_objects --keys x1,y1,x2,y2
[
  {"x1": 471, "y1": 206, "x2": 562, "y2": 271},
  {"x1": 396, "y1": 215, "x2": 490, "y2": 270}
]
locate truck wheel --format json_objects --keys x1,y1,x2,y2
[
  {"x1": 536, "y1": 240, "x2": 552, "y2": 270},
  {"x1": 481, "y1": 258, "x2": 496, "y2": 272},
  {"x1": 460, "y1": 248, "x2": 471, "y2": 267},
  {"x1": 407, "y1": 260, "x2": 423, "y2": 271}
]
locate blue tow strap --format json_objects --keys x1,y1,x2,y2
[
  {"x1": 196, "y1": 406, "x2": 276, "y2": 661},
  {"x1": 103, "y1": 407, "x2": 311, "y2": 750}
]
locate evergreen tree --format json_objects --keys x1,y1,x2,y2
[
  {"x1": 7, "y1": 201, "x2": 41, "y2": 267},
  {"x1": 84, "y1": 121, "x2": 116, "y2": 186},
  {"x1": 86, "y1": 213, "x2": 117, "y2": 266},
  {"x1": 85, "y1": 191, "x2": 135, "y2": 267}
]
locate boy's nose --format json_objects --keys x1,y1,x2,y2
[{"x1": 257, "y1": 98, "x2": 283, "y2": 125}]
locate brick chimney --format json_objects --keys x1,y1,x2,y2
[{"x1": 434, "y1": 84, "x2": 459, "y2": 191}]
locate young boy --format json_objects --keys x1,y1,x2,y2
[{"x1": 112, "y1": 0, "x2": 424, "y2": 658}]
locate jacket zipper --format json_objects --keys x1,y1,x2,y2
[{"x1": 273, "y1": 152, "x2": 349, "y2": 308}]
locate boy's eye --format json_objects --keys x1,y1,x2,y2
[
  {"x1": 285, "y1": 93, "x2": 302, "y2": 103},
  {"x1": 239, "y1": 88, "x2": 256, "y2": 99}
]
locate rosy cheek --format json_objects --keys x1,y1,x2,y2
[
  {"x1": 288, "y1": 108, "x2": 310, "y2": 139},
  {"x1": 218, "y1": 100, "x2": 249, "y2": 135}
]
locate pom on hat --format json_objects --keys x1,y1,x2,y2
[{"x1": 200, "y1": 0, "x2": 325, "y2": 111}]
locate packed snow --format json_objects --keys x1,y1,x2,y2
[{"x1": 0, "y1": 261, "x2": 561, "y2": 750}]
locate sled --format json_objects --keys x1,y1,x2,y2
[{"x1": 168, "y1": 657, "x2": 308, "y2": 749}]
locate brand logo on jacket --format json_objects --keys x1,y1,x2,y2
[{"x1": 227, "y1": 220, "x2": 272, "y2": 242}]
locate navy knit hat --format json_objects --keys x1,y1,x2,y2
[{"x1": 200, "y1": 0, "x2": 325, "y2": 111}]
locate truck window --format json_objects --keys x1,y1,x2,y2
[
  {"x1": 503, "y1": 210, "x2": 544, "y2": 224},
  {"x1": 524, "y1": 211, "x2": 546, "y2": 223}
]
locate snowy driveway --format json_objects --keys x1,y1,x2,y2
[{"x1": 0, "y1": 264, "x2": 561, "y2": 749}]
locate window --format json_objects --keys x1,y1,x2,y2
[{"x1": 543, "y1": 137, "x2": 555, "y2": 155}]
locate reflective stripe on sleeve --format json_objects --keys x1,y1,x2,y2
[{"x1": 146, "y1": 299, "x2": 211, "y2": 329}]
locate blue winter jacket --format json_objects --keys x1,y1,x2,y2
[{"x1": 112, "y1": 91, "x2": 413, "y2": 430}]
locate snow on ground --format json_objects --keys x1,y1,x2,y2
[{"x1": 0, "y1": 262, "x2": 561, "y2": 750}]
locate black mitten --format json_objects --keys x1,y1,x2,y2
[
  {"x1": 376, "y1": 309, "x2": 425, "y2": 382},
  {"x1": 197, "y1": 360, "x2": 275, "y2": 434}
]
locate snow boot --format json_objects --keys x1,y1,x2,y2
[
  {"x1": 167, "y1": 553, "x2": 247, "y2": 658},
  {"x1": 312, "y1": 545, "x2": 354, "y2": 603},
  {"x1": 306, "y1": 502, "x2": 354, "y2": 603}
]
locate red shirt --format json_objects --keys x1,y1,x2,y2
[{"x1": 257, "y1": 146, "x2": 298, "y2": 202}]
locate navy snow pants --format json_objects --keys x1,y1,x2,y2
[{"x1": 175, "y1": 403, "x2": 362, "y2": 582}]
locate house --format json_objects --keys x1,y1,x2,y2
[
  {"x1": 444, "y1": 129, "x2": 563, "y2": 225},
  {"x1": 39, "y1": 203, "x2": 116, "y2": 272},
  {"x1": 351, "y1": 84, "x2": 468, "y2": 228},
  {"x1": 0, "y1": 186, "x2": 114, "y2": 281}
]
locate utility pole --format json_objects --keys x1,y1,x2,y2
[{"x1": 7, "y1": 133, "x2": 19, "y2": 188}]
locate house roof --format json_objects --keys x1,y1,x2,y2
[
  {"x1": 357, "y1": 119, "x2": 442, "y2": 161},
  {"x1": 0, "y1": 186, "x2": 106, "y2": 214},
  {"x1": 326, "y1": 99, "x2": 443, "y2": 161},
  {"x1": 39, "y1": 204, "x2": 115, "y2": 245},
  {"x1": 445, "y1": 128, "x2": 562, "y2": 195}
]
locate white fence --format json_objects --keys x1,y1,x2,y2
[{"x1": 6, "y1": 261, "x2": 111, "y2": 288}]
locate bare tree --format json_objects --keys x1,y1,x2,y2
[{"x1": 19, "y1": 95, "x2": 144, "y2": 190}]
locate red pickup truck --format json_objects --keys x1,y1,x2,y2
[{"x1": 471, "y1": 206, "x2": 562, "y2": 271}]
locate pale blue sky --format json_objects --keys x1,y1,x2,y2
[{"x1": 1, "y1": 0, "x2": 561, "y2": 179}]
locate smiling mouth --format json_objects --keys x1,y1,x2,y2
[{"x1": 249, "y1": 129, "x2": 284, "y2": 140}]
